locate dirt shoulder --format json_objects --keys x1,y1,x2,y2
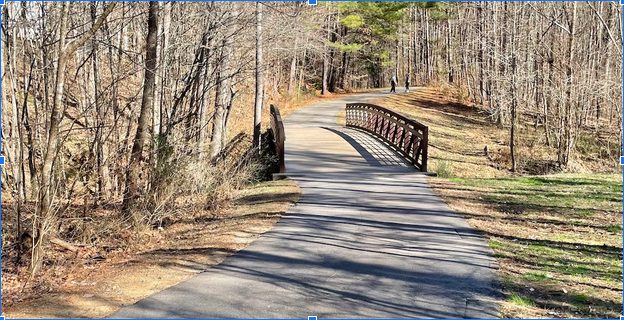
[{"x1": 2, "y1": 179, "x2": 300, "y2": 319}]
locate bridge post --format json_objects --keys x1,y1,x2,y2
[
  {"x1": 421, "y1": 126, "x2": 428, "y2": 172},
  {"x1": 270, "y1": 104, "x2": 286, "y2": 174}
]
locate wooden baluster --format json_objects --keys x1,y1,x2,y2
[
  {"x1": 398, "y1": 126, "x2": 406, "y2": 152},
  {"x1": 391, "y1": 118, "x2": 399, "y2": 144},
  {"x1": 414, "y1": 136, "x2": 423, "y2": 169}
]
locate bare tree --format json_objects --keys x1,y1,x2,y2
[
  {"x1": 31, "y1": 1, "x2": 116, "y2": 276},
  {"x1": 122, "y1": 1, "x2": 158, "y2": 217},
  {"x1": 253, "y1": 1, "x2": 263, "y2": 149}
]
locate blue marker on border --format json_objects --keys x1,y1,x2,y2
[{"x1": 308, "y1": 0, "x2": 317, "y2": 5}]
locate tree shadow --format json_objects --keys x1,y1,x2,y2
[
  {"x1": 233, "y1": 192, "x2": 301, "y2": 206},
  {"x1": 430, "y1": 178, "x2": 623, "y2": 318}
]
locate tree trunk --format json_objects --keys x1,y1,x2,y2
[
  {"x1": 4, "y1": 5, "x2": 26, "y2": 260},
  {"x1": 288, "y1": 38, "x2": 298, "y2": 95},
  {"x1": 424, "y1": 10, "x2": 431, "y2": 83},
  {"x1": 122, "y1": 1, "x2": 158, "y2": 217},
  {"x1": 253, "y1": 1, "x2": 263, "y2": 149},
  {"x1": 33, "y1": 1, "x2": 116, "y2": 277},
  {"x1": 446, "y1": 17, "x2": 453, "y2": 83},
  {"x1": 91, "y1": 2, "x2": 111, "y2": 201},
  {"x1": 340, "y1": 51, "x2": 348, "y2": 90},
  {"x1": 477, "y1": 2, "x2": 484, "y2": 105},
  {"x1": 559, "y1": 2, "x2": 577, "y2": 167},
  {"x1": 210, "y1": 57, "x2": 225, "y2": 158},
  {"x1": 198, "y1": 35, "x2": 213, "y2": 161},
  {"x1": 211, "y1": 33, "x2": 233, "y2": 158},
  {"x1": 321, "y1": 54, "x2": 329, "y2": 94},
  {"x1": 509, "y1": 3, "x2": 518, "y2": 172},
  {"x1": 328, "y1": 17, "x2": 341, "y2": 93},
  {"x1": 321, "y1": 12, "x2": 330, "y2": 95},
  {"x1": 154, "y1": 1, "x2": 170, "y2": 141}
]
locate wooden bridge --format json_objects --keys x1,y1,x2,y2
[{"x1": 270, "y1": 98, "x2": 429, "y2": 176}]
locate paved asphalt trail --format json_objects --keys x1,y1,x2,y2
[{"x1": 111, "y1": 90, "x2": 500, "y2": 319}]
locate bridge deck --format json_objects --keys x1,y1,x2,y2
[
  {"x1": 286, "y1": 126, "x2": 414, "y2": 175},
  {"x1": 111, "y1": 90, "x2": 500, "y2": 319}
]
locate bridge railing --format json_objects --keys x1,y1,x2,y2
[
  {"x1": 270, "y1": 104, "x2": 286, "y2": 173},
  {"x1": 345, "y1": 103, "x2": 428, "y2": 172}
]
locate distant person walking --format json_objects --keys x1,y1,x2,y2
[
  {"x1": 390, "y1": 74, "x2": 397, "y2": 93},
  {"x1": 405, "y1": 75, "x2": 410, "y2": 93}
]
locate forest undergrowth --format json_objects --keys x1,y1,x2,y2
[{"x1": 0, "y1": 88, "x2": 367, "y2": 319}]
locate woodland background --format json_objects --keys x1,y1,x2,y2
[{"x1": 0, "y1": 0, "x2": 622, "y2": 303}]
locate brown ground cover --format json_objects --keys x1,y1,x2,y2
[{"x1": 2, "y1": 179, "x2": 300, "y2": 319}]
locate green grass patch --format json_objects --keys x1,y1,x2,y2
[
  {"x1": 516, "y1": 177, "x2": 545, "y2": 185},
  {"x1": 432, "y1": 159, "x2": 454, "y2": 178},
  {"x1": 526, "y1": 243, "x2": 561, "y2": 255},
  {"x1": 559, "y1": 265, "x2": 592, "y2": 276},
  {"x1": 488, "y1": 239, "x2": 502, "y2": 249},
  {"x1": 522, "y1": 272, "x2": 551, "y2": 282},
  {"x1": 572, "y1": 293, "x2": 589, "y2": 303},
  {"x1": 446, "y1": 173, "x2": 623, "y2": 319},
  {"x1": 606, "y1": 224, "x2": 623, "y2": 233},
  {"x1": 572, "y1": 209, "x2": 594, "y2": 217},
  {"x1": 549, "y1": 234, "x2": 580, "y2": 243},
  {"x1": 509, "y1": 294, "x2": 536, "y2": 307},
  {"x1": 457, "y1": 174, "x2": 622, "y2": 215}
]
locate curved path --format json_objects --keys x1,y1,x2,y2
[{"x1": 112, "y1": 90, "x2": 500, "y2": 319}]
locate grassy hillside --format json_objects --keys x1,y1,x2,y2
[{"x1": 372, "y1": 87, "x2": 623, "y2": 319}]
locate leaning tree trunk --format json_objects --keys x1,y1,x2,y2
[{"x1": 32, "y1": 1, "x2": 116, "y2": 277}]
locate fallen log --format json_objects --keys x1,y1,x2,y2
[{"x1": 50, "y1": 237, "x2": 79, "y2": 252}]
